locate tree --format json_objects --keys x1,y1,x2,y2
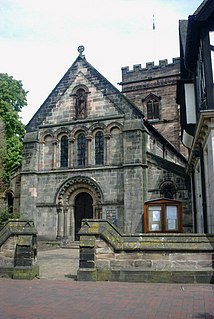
[{"x1": 0, "y1": 73, "x2": 27, "y2": 186}]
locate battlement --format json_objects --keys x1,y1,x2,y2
[{"x1": 121, "y1": 58, "x2": 180, "y2": 76}]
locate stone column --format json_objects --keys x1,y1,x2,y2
[
  {"x1": 104, "y1": 133, "x2": 111, "y2": 165},
  {"x1": 70, "y1": 205, "x2": 75, "y2": 241},
  {"x1": 86, "y1": 135, "x2": 92, "y2": 166},
  {"x1": 53, "y1": 139, "x2": 58, "y2": 169},
  {"x1": 69, "y1": 137, "x2": 75, "y2": 168},
  {"x1": 95, "y1": 202, "x2": 102, "y2": 219},
  {"x1": 39, "y1": 142, "x2": 45, "y2": 170},
  {"x1": 56, "y1": 204, "x2": 63, "y2": 238},
  {"x1": 63, "y1": 207, "x2": 68, "y2": 238}
]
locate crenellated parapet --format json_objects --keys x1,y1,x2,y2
[
  {"x1": 121, "y1": 58, "x2": 180, "y2": 83},
  {"x1": 122, "y1": 58, "x2": 180, "y2": 75}
]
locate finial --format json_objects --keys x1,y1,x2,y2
[{"x1": 78, "y1": 45, "x2": 85, "y2": 56}]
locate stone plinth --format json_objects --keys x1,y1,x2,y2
[{"x1": 77, "y1": 219, "x2": 214, "y2": 283}]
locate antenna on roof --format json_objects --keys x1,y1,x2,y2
[{"x1": 153, "y1": 14, "x2": 155, "y2": 30}]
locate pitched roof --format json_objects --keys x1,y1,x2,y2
[{"x1": 26, "y1": 53, "x2": 143, "y2": 132}]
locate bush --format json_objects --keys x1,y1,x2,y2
[{"x1": 0, "y1": 207, "x2": 19, "y2": 229}]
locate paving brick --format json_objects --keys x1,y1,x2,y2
[{"x1": 0, "y1": 279, "x2": 213, "y2": 319}]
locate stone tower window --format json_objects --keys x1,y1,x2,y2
[
  {"x1": 147, "y1": 99, "x2": 160, "y2": 120},
  {"x1": 142, "y1": 93, "x2": 161, "y2": 121},
  {"x1": 95, "y1": 131, "x2": 104, "y2": 165},
  {"x1": 60, "y1": 135, "x2": 68, "y2": 168},
  {"x1": 77, "y1": 133, "x2": 87, "y2": 166}
]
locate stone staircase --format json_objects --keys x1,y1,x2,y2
[
  {"x1": 38, "y1": 239, "x2": 79, "y2": 250},
  {"x1": 37, "y1": 240, "x2": 79, "y2": 280},
  {"x1": 0, "y1": 220, "x2": 39, "y2": 279}
]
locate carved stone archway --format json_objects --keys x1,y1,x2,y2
[{"x1": 56, "y1": 176, "x2": 103, "y2": 240}]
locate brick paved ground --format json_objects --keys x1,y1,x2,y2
[{"x1": 0, "y1": 279, "x2": 213, "y2": 319}]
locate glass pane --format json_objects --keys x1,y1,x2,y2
[
  {"x1": 153, "y1": 101, "x2": 160, "y2": 119},
  {"x1": 166, "y1": 206, "x2": 178, "y2": 231},
  {"x1": 148, "y1": 206, "x2": 162, "y2": 231},
  {"x1": 78, "y1": 133, "x2": 87, "y2": 166},
  {"x1": 60, "y1": 136, "x2": 68, "y2": 168},
  {"x1": 147, "y1": 101, "x2": 153, "y2": 119},
  {"x1": 95, "y1": 131, "x2": 104, "y2": 165}
]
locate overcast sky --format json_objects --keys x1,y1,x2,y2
[{"x1": 0, "y1": 0, "x2": 202, "y2": 124}]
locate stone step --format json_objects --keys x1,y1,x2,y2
[{"x1": 37, "y1": 240, "x2": 79, "y2": 251}]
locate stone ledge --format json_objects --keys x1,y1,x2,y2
[
  {"x1": 79, "y1": 219, "x2": 214, "y2": 251},
  {"x1": 13, "y1": 265, "x2": 39, "y2": 280},
  {"x1": 78, "y1": 220, "x2": 214, "y2": 283},
  {"x1": 98, "y1": 269, "x2": 214, "y2": 284}
]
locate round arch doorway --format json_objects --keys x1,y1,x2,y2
[{"x1": 74, "y1": 192, "x2": 93, "y2": 240}]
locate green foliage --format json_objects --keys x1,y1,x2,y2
[
  {"x1": 0, "y1": 73, "x2": 27, "y2": 185},
  {"x1": 0, "y1": 207, "x2": 19, "y2": 229}
]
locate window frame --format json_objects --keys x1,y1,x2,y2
[
  {"x1": 60, "y1": 135, "x2": 69, "y2": 168},
  {"x1": 147, "y1": 98, "x2": 160, "y2": 120},
  {"x1": 77, "y1": 133, "x2": 87, "y2": 167},
  {"x1": 144, "y1": 199, "x2": 182, "y2": 233},
  {"x1": 95, "y1": 131, "x2": 104, "y2": 165}
]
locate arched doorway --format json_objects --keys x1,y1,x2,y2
[
  {"x1": 56, "y1": 176, "x2": 103, "y2": 241},
  {"x1": 74, "y1": 192, "x2": 93, "y2": 240}
]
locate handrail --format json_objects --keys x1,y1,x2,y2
[
  {"x1": 79, "y1": 219, "x2": 214, "y2": 251},
  {"x1": 0, "y1": 220, "x2": 37, "y2": 247}
]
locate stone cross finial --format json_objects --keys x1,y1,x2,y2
[{"x1": 78, "y1": 45, "x2": 85, "y2": 56}]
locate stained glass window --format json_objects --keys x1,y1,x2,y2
[
  {"x1": 60, "y1": 136, "x2": 68, "y2": 168},
  {"x1": 78, "y1": 133, "x2": 87, "y2": 166},
  {"x1": 95, "y1": 131, "x2": 104, "y2": 165}
]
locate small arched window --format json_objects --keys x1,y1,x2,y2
[
  {"x1": 147, "y1": 99, "x2": 160, "y2": 120},
  {"x1": 77, "y1": 133, "x2": 87, "y2": 166},
  {"x1": 95, "y1": 131, "x2": 104, "y2": 165},
  {"x1": 6, "y1": 191, "x2": 14, "y2": 214},
  {"x1": 143, "y1": 93, "x2": 161, "y2": 121},
  {"x1": 60, "y1": 136, "x2": 68, "y2": 168},
  {"x1": 160, "y1": 183, "x2": 176, "y2": 199}
]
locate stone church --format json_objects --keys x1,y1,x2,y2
[{"x1": 20, "y1": 47, "x2": 192, "y2": 241}]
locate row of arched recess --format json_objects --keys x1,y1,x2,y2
[{"x1": 39, "y1": 123, "x2": 123, "y2": 170}]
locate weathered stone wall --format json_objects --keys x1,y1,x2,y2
[
  {"x1": 0, "y1": 236, "x2": 17, "y2": 268},
  {"x1": 21, "y1": 116, "x2": 191, "y2": 239},
  {"x1": 0, "y1": 220, "x2": 39, "y2": 279},
  {"x1": 77, "y1": 220, "x2": 214, "y2": 283},
  {"x1": 146, "y1": 154, "x2": 192, "y2": 232},
  {"x1": 121, "y1": 59, "x2": 188, "y2": 157},
  {"x1": 20, "y1": 54, "x2": 192, "y2": 240}
]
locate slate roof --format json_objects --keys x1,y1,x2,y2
[
  {"x1": 26, "y1": 54, "x2": 143, "y2": 132},
  {"x1": 25, "y1": 50, "x2": 187, "y2": 162}
]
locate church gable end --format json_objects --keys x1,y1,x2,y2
[
  {"x1": 26, "y1": 51, "x2": 142, "y2": 132},
  {"x1": 20, "y1": 47, "x2": 192, "y2": 241}
]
